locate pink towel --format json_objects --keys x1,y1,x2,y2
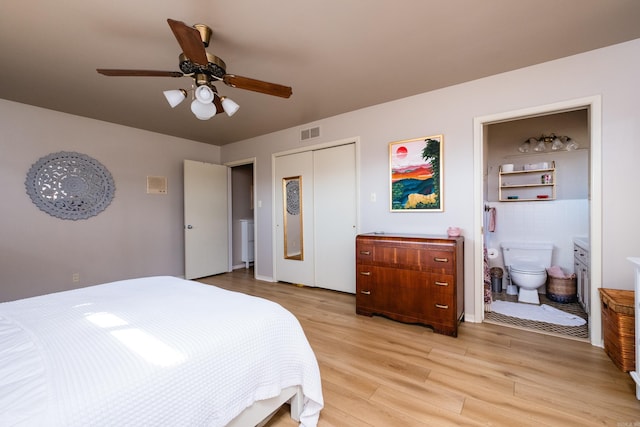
[
  {"x1": 488, "y1": 208, "x2": 496, "y2": 232},
  {"x1": 548, "y1": 265, "x2": 569, "y2": 278}
]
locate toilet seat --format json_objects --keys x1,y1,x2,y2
[{"x1": 510, "y1": 262, "x2": 546, "y2": 274}]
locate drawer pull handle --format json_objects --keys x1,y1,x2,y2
[
  {"x1": 435, "y1": 304, "x2": 449, "y2": 309},
  {"x1": 434, "y1": 257, "x2": 448, "y2": 263},
  {"x1": 360, "y1": 290, "x2": 371, "y2": 295},
  {"x1": 435, "y1": 281, "x2": 449, "y2": 286},
  {"x1": 359, "y1": 250, "x2": 371, "y2": 255},
  {"x1": 360, "y1": 271, "x2": 371, "y2": 276}
]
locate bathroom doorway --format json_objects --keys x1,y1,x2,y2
[
  {"x1": 227, "y1": 159, "x2": 256, "y2": 276},
  {"x1": 473, "y1": 96, "x2": 603, "y2": 346}
]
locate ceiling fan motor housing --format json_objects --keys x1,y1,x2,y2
[{"x1": 179, "y1": 53, "x2": 227, "y2": 79}]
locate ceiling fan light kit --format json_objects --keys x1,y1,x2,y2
[{"x1": 97, "y1": 18, "x2": 292, "y2": 122}]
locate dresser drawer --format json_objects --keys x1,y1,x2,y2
[
  {"x1": 422, "y1": 249, "x2": 455, "y2": 273},
  {"x1": 356, "y1": 245, "x2": 374, "y2": 262},
  {"x1": 427, "y1": 274, "x2": 455, "y2": 295},
  {"x1": 356, "y1": 265, "x2": 428, "y2": 319}
]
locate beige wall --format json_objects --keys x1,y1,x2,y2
[
  {"x1": 2, "y1": 38, "x2": 639, "y2": 322},
  {"x1": 0, "y1": 101, "x2": 220, "y2": 301},
  {"x1": 221, "y1": 39, "x2": 640, "y2": 323}
]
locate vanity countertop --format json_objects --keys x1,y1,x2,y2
[{"x1": 574, "y1": 237, "x2": 590, "y2": 251}]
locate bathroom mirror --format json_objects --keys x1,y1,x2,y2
[{"x1": 282, "y1": 176, "x2": 303, "y2": 260}]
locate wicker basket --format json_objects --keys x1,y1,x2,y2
[
  {"x1": 546, "y1": 275, "x2": 577, "y2": 303},
  {"x1": 599, "y1": 288, "x2": 635, "y2": 372}
]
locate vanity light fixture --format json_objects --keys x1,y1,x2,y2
[{"x1": 518, "y1": 133, "x2": 578, "y2": 153}]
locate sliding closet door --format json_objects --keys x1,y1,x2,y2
[
  {"x1": 274, "y1": 151, "x2": 315, "y2": 286},
  {"x1": 274, "y1": 143, "x2": 357, "y2": 292},
  {"x1": 313, "y1": 144, "x2": 357, "y2": 293}
]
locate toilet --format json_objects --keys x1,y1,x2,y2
[{"x1": 500, "y1": 241, "x2": 554, "y2": 304}]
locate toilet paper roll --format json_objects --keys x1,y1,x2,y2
[{"x1": 487, "y1": 248, "x2": 499, "y2": 259}]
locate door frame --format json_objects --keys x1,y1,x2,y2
[
  {"x1": 225, "y1": 157, "x2": 257, "y2": 277},
  {"x1": 472, "y1": 95, "x2": 603, "y2": 346},
  {"x1": 271, "y1": 137, "x2": 361, "y2": 284}
]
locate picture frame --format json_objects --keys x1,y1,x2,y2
[{"x1": 389, "y1": 135, "x2": 443, "y2": 212}]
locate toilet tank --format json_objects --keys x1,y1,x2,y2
[{"x1": 500, "y1": 241, "x2": 554, "y2": 268}]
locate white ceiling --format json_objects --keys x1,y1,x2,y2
[{"x1": 1, "y1": 1, "x2": 640, "y2": 146}]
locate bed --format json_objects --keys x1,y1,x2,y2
[{"x1": 0, "y1": 276, "x2": 323, "y2": 426}]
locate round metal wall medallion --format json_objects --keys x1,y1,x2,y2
[
  {"x1": 25, "y1": 151, "x2": 115, "y2": 220},
  {"x1": 285, "y1": 179, "x2": 300, "y2": 216}
]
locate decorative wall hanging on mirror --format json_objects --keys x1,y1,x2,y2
[
  {"x1": 389, "y1": 134, "x2": 443, "y2": 212},
  {"x1": 25, "y1": 151, "x2": 115, "y2": 220},
  {"x1": 282, "y1": 176, "x2": 303, "y2": 260}
]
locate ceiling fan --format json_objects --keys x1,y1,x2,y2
[{"x1": 97, "y1": 19, "x2": 292, "y2": 119}]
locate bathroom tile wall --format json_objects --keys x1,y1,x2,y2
[{"x1": 485, "y1": 199, "x2": 589, "y2": 277}]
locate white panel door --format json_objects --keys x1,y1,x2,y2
[
  {"x1": 274, "y1": 151, "x2": 315, "y2": 286},
  {"x1": 184, "y1": 160, "x2": 229, "y2": 279},
  {"x1": 313, "y1": 144, "x2": 357, "y2": 293}
]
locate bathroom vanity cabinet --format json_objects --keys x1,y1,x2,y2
[
  {"x1": 499, "y1": 161, "x2": 556, "y2": 201},
  {"x1": 355, "y1": 233, "x2": 464, "y2": 337},
  {"x1": 574, "y1": 238, "x2": 590, "y2": 314},
  {"x1": 239, "y1": 219, "x2": 254, "y2": 269}
]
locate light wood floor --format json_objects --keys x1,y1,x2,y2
[{"x1": 199, "y1": 269, "x2": 640, "y2": 427}]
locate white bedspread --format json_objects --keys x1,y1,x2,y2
[{"x1": 0, "y1": 276, "x2": 323, "y2": 426}]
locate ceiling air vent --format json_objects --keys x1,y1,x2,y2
[{"x1": 300, "y1": 126, "x2": 320, "y2": 141}]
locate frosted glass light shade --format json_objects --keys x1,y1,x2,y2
[
  {"x1": 533, "y1": 139, "x2": 546, "y2": 152},
  {"x1": 163, "y1": 89, "x2": 187, "y2": 108},
  {"x1": 190, "y1": 99, "x2": 216, "y2": 120},
  {"x1": 194, "y1": 85, "x2": 214, "y2": 103},
  {"x1": 551, "y1": 137, "x2": 564, "y2": 151},
  {"x1": 221, "y1": 97, "x2": 240, "y2": 117},
  {"x1": 564, "y1": 138, "x2": 579, "y2": 151},
  {"x1": 518, "y1": 138, "x2": 533, "y2": 153}
]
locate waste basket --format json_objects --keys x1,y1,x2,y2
[{"x1": 490, "y1": 267, "x2": 503, "y2": 293}]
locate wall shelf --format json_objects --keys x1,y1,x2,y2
[{"x1": 499, "y1": 161, "x2": 555, "y2": 201}]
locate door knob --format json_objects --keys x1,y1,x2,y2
[{"x1": 186, "y1": 225, "x2": 193, "y2": 229}]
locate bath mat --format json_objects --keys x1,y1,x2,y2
[{"x1": 490, "y1": 300, "x2": 586, "y2": 326}]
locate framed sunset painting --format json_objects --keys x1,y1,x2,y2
[{"x1": 389, "y1": 135, "x2": 443, "y2": 212}]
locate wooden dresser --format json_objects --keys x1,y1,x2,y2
[{"x1": 355, "y1": 233, "x2": 464, "y2": 336}]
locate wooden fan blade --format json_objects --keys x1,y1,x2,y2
[
  {"x1": 213, "y1": 93, "x2": 224, "y2": 115},
  {"x1": 97, "y1": 69, "x2": 184, "y2": 77},
  {"x1": 223, "y1": 74, "x2": 292, "y2": 98},
  {"x1": 167, "y1": 19, "x2": 209, "y2": 66}
]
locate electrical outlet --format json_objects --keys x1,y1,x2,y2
[
  {"x1": 370, "y1": 192, "x2": 377, "y2": 202},
  {"x1": 72, "y1": 273, "x2": 80, "y2": 282}
]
